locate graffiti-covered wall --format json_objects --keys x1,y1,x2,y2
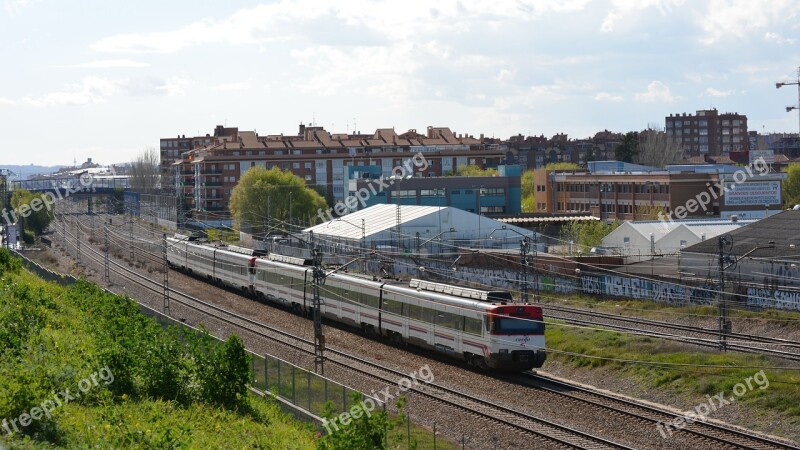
[{"x1": 415, "y1": 257, "x2": 795, "y2": 311}]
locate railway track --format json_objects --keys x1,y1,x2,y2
[
  {"x1": 53, "y1": 213, "x2": 632, "y2": 449},
  {"x1": 78, "y1": 210, "x2": 800, "y2": 365},
  {"x1": 48, "y1": 209, "x2": 800, "y2": 449},
  {"x1": 542, "y1": 303, "x2": 800, "y2": 363},
  {"x1": 522, "y1": 373, "x2": 799, "y2": 450}
]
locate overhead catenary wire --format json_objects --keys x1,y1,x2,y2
[{"x1": 51, "y1": 207, "x2": 800, "y2": 377}]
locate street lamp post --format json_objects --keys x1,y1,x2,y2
[
  {"x1": 288, "y1": 191, "x2": 293, "y2": 233},
  {"x1": 776, "y1": 66, "x2": 800, "y2": 138},
  {"x1": 598, "y1": 182, "x2": 609, "y2": 221}
]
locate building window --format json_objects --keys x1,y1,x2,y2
[
  {"x1": 394, "y1": 190, "x2": 416, "y2": 198},
  {"x1": 481, "y1": 188, "x2": 505, "y2": 196},
  {"x1": 293, "y1": 163, "x2": 300, "y2": 169},
  {"x1": 420, "y1": 189, "x2": 445, "y2": 197},
  {"x1": 305, "y1": 162, "x2": 312, "y2": 169}
]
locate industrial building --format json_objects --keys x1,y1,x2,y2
[
  {"x1": 601, "y1": 217, "x2": 754, "y2": 262},
  {"x1": 679, "y1": 210, "x2": 800, "y2": 293},
  {"x1": 302, "y1": 204, "x2": 536, "y2": 256},
  {"x1": 346, "y1": 165, "x2": 521, "y2": 215},
  {"x1": 534, "y1": 160, "x2": 786, "y2": 221}
]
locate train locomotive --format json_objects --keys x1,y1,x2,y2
[{"x1": 166, "y1": 236, "x2": 546, "y2": 371}]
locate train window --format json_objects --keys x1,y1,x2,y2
[
  {"x1": 424, "y1": 307, "x2": 436, "y2": 324},
  {"x1": 383, "y1": 299, "x2": 403, "y2": 316},
  {"x1": 464, "y1": 317, "x2": 482, "y2": 335},
  {"x1": 362, "y1": 294, "x2": 379, "y2": 309},
  {"x1": 436, "y1": 311, "x2": 462, "y2": 330}
]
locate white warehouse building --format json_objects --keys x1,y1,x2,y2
[
  {"x1": 601, "y1": 217, "x2": 754, "y2": 262},
  {"x1": 303, "y1": 204, "x2": 537, "y2": 256}
]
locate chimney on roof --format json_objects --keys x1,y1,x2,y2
[
  {"x1": 480, "y1": 133, "x2": 484, "y2": 140},
  {"x1": 298, "y1": 122, "x2": 306, "y2": 137}
]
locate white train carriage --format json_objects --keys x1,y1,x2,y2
[
  {"x1": 253, "y1": 255, "x2": 310, "y2": 312},
  {"x1": 168, "y1": 236, "x2": 546, "y2": 371}
]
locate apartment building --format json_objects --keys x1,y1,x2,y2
[
  {"x1": 665, "y1": 109, "x2": 748, "y2": 156},
  {"x1": 166, "y1": 124, "x2": 506, "y2": 213}
]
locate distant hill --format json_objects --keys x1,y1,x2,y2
[{"x1": 0, "y1": 164, "x2": 67, "y2": 180}]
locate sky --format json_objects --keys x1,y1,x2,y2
[{"x1": 1, "y1": 0, "x2": 799, "y2": 167}]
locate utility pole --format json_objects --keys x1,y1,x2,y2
[
  {"x1": 311, "y1": 231, "x2": 326, "y2": 375},
  {"x1": 532, "y1": 232, "x2": 539, "y2": 303},
  {"x1": 75, "y1": 216, "x2": 81, "y2": 266},
  {"x1": 163, "y1": 233, "x2": 170, "y2": 316},
  {"x1": 717, "y1": 235, "x2": 733, "y2": 351},
  {"x1": 0, "y1": 169, "x2": 7, "y2": 250},
  {"x1": 129, "y1": 216, "x2": 134, "y2": 261},
  {"x1": 104, "y1": 224, "x2": 110, "y2": 283},
  {"x1": 520, "y1": 237, "x2": 530, "y2": 303}
]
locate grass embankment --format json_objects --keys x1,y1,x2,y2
[
  {"x1": 546, "y1": 320, "x2": 800, "y2": 434},
  {"x1": 543, "y1": 293, "x2": 800, "y2": 324},
  {"x1": 0, "y1": 250, "x2": 317, "y2": 449}
]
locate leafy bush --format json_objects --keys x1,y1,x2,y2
[{"x1": 0, "y1": 266, "x2": 292, "y2": 448}]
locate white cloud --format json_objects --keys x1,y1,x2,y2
[
  {"x1": 594, "y1": 92, "x2": 624, "y2": 102},
  {"x1": 4, "y1": 0, "x2": 38, "y2": 16},
  {"x1": 698, "y1": 0, "x2": 800, "y2": 45},
  {"x1": 13, "y1": 77, "x2": 120, "y2": 107},
  {"x1": 704, "y1": 87, "x2": 734, "y2": 97},
  {"x1": 601, "y1": 0, "x2": 686, "y2": 32},
  {"x1": 212, "y1": 81, "x2": 253, "y2": 92},
  {"x1": 54, "y1": 59, "x2": 151, "y2": 69},
  {"x1": 0, "y1": 76, "x2": 188, "y2": 107},
  {"x1": 634, "y1": 80, "x2": 678, "y2": 103},
  {"x1": 91, "y1": 0, "x2": 590, "y2": 53},
  {"x1": 764, "y1": 32, "x2": 795, "y2": 45},
  {"x1": 494, "y1": 69, "x2": 515, "y2": 82}
]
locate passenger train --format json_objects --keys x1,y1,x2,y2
[{"x1": 166, "y1": 236, "x2": 546, "y2": 371}]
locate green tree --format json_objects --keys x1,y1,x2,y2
[
  {"x1": 10, "y1": 189, "x2": 54, "y2": 235},
  {"x1": 521, "y1": 170, "x2": 536, "y2": 213},
  {"x1": 783, "y1": 163, "x2": 800, "y2": 208},
  {"x1": 229, "y1": 167, "x2": 328, "y2": 234},
  {"x1": 317, "y1": 394, "x2": 414, "y2": 450},
  {"x1": 614, "y1": 131, "x2": 639, "y2": 163},
  {"x1": 448, "y1": 165, "x2": 498, "y2": 177},
  {"x1": 560, "y1": 219, "x2": 620, "y2": 250},
  {"x1": 542, "y1": 162, "x2": 581, "y2": 171}
]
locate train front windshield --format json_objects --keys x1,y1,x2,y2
[{"x1": 494, "y1": 317, "x2": 545, "y2": 335}]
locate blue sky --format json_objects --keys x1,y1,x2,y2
[{"x1": 1, "y1": 0, "x2": 799, "y2": 166}]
